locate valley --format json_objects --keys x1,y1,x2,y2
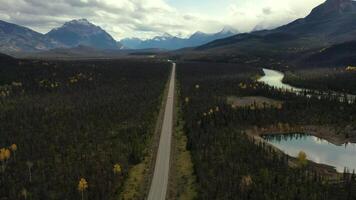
[{"x1": 1, "y1": 0, "x2": 356, "y2": 199}]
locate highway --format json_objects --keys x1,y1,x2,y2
[{"x1": 147, "y1": 62, "x2": 176, "y2": 200}]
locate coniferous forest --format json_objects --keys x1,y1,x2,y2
[
  {"x1": 177, "y1": 62, "x2": 356, "y2": 200},
  {"x1": 0, "y1": 59, "x2": 170, "y2": 199}
]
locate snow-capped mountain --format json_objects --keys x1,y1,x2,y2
[{"x1": 120, "y1": 27, "x2": 238, "y2": 50}]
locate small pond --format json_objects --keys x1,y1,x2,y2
[{"x1": 263, "y1": 134, "x2": 356, "y2": 173}]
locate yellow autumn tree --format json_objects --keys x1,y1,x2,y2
[
  {"x1": 113, "y1": 163, "x2": 122, "y2": 175},
  {"x1": 0, "y1": 148, "x2": 11, "y2": 172},
  {"x1": 240, "y1": 175, "x2": 253, "y2": 191},
  {"x1": 297, "y1": 151, "x2": 308, "y2": 167},
  {"x1": 78, "y1": 178, "x2": 88, "y2": 200},
  {"x1": 10, "y1": 144, "x2": 17, "y2": 160}
]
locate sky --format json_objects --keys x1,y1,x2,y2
[{"x1": 0, "y1": 0, "x2": 325, "y2": 40}]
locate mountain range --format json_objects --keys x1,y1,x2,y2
[
  {"x1": 0, "y1": 19, "x2": 123, "y2": 54},
  {"x1": 0, "y1": 18, "x2": 238, "y2": 55},
  {"x1": 120, "y1": 27, "x2": 238, "y2": 50},
  {"x1": 197, "y1": 0, "x2": 356, "y2": 52},
  {"x1": 1, "y1": 0, "x2": 356, "y2": 62}
]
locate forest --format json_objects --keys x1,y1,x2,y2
[
  {"x1": 0, "y1": 58, "x2": 170, "y2": 199},
  {"x1": 177, "y1": 62, "x2": 356, "y2": 199},
  {"x1": 283, "y1": 67, "x2": 356, "y2": 95}
]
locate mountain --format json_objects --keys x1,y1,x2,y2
[
  {"x1": 197, "y1": 0, "x2": 356, "y2": 52},
  {"x1": 120, "y1": 38, "x2": 142, "y2": 49},
  {"x1": 0, "y1": 52, "x2": 14, "y2": 61},
  {"x1": 120, "y1": 27, "x2": 238, "y2": 50},
  {"x1": 187, "y1": 27, "x2": 238, "y2": 47},
  {"x1": 304, "y1": 40, "x2": 356, "y2": 66},
  {"x1": 137, "y1": 33, "x2": 183, "y2": 49},
  {"x1": 23, "y1": 45, "x2": 168, "y2": 59},
  {"x1": 46, "y1": 19, "x2": 122, "y2": 50},
  {"x1": 0, "y1": 20, "x2": 60, "y2": 53}
]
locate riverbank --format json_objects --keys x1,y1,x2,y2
[{"x1": 259, "y1": 68, "x2": 356, "y2": 103}]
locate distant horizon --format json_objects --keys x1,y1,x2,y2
[
  {"x1": 1, "y1": 18, "x2": 240, "y2": 41},
  {"x1": 0, "y1": 0, "x2": 326, "y2": 40}
]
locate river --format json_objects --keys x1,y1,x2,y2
[{"x1": 258, "y1": 68, "x2": 356, "y2": 103}]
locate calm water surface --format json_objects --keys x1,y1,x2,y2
[{"x1": 264, "y1": 134, "x2": 356, "y2": 172}]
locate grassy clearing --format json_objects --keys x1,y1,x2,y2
[
  {"x1": 173, "y1": 118, "x2": 198, "y2": 200},
  {"x1": 119, "y1": 157, "x2": 150, "y2": 200},
  {"x1": 227, "y1": 96, "x2": 283, "y2": 108},
  {"x1": 168, "y1": 84, "x2": 198, "y2": 200}
]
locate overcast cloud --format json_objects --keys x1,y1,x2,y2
[{"x1": 0, "y1": 0, "x2": 325, "y2": 39}]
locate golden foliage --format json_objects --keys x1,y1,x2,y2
[
  {"x1": 78, "y1": 178, "x2": 89, "y2": 192},
  {"x1": 12, "y1": 82, "x2": 23, "y2": 87},
  {"x1": 10, "y1": 144, "x2": 17, "y2": 152},
  {"x1": 39, "y1": 79, "x2": 60, "y2": 89},
  {"x1": 346, "y1": 66, "x2": 356, "y2": 71},
  {"x1": 0, "y1": 86, "x2": 11, "y2": 97},
  {"x1": 215, "y1": 106, "x2": 220, "y2": 112},
  {"x1": 240, "y1": 175, "x2": 253, "y2": 191},
  {"x1": 0, "y1": 148, "x2": 11, "y2": 161},
  {"x1": 297, "y1": 151, "x2": 308, "y2": 167},
  {"x1": 113, "y1": 163, "x2": 122, "y2": 174},
  {"x1": 239, "y1": 83, "x2": 247, "y2": 89},
  {"x1": 69, "y1": 73, "x2": 94, "y2": 84}
]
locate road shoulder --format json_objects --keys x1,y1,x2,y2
[{"x1": 167, "y1": 82, "x2": 198, "y2": 200}]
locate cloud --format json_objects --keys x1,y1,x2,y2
[
  {"x1": 0, "y1": 0, "x2": 224, "y2": 39},
  {"x1": 226, "y1": 0, "x2": 325, "y2": 32},
  {"x1": 263, "y1": 7, "x2": 273, "y2": 15},
  {"x1": 0, "y1": 0, "x2": 326, "y2": 39}
]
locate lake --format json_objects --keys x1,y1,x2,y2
[{"x1": 263, "y1": 134, "x2": 356, "y2": 173}]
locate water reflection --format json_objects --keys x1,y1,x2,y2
[{"x1": 263, "y1": 134, "x2": 356, "y2": 172}]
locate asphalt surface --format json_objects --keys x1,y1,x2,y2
[{"x1": 147, "y1": 62, "x2": 176, "y2": 200}]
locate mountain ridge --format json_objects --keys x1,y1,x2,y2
[
  {"x1": 120, "y1": 27, "x2": 238, "y2": 50},
  {"x1": 197, "y1": 0, "x2": 356, "y2": 51},
  {"x1": 0, "y1": 20, "x2": 61, "y2": 53}
]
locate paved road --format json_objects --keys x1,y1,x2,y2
[{"x1": 147, "y1": 62, "x2": 176, "y2": 200}]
